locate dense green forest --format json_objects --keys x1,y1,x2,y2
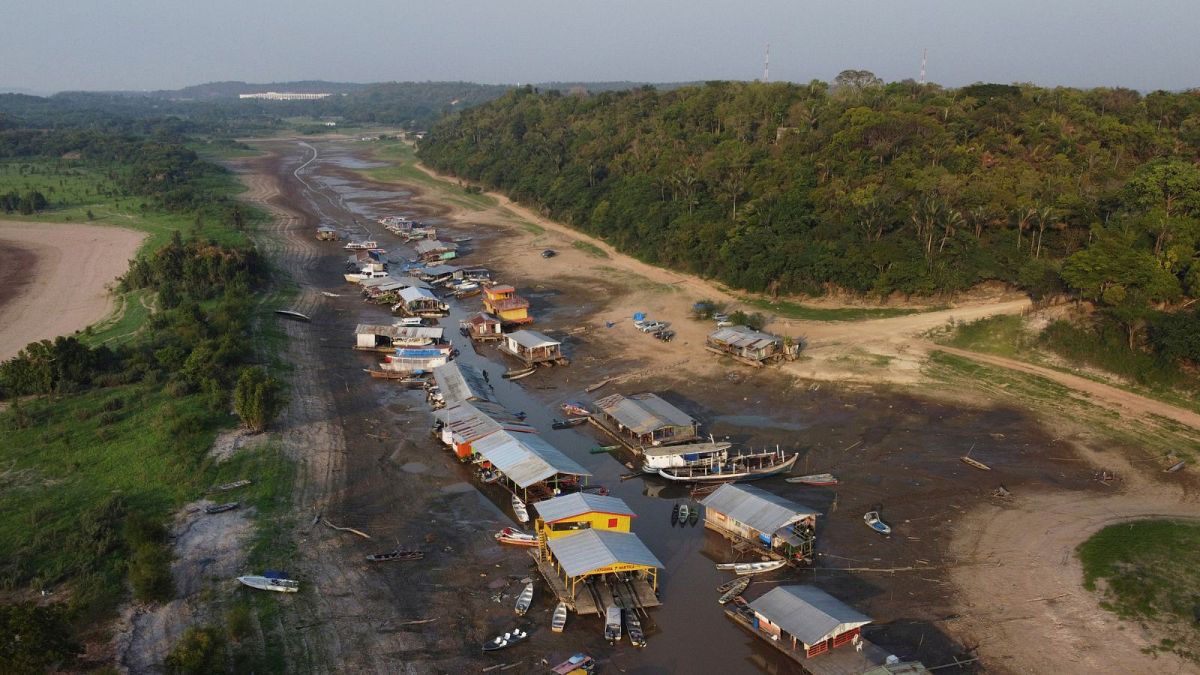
[{"x1": 419, "y1": 77, "x2": 1200, "y2": 378}]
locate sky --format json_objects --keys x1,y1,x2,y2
[{"x1": 3, "y1": 0, "x2": 1198, "y2": 93}]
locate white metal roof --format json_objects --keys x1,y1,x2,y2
[
  {"x1": 748, "y1": 585, "x2": 871, "y2": 647},
  {"x1": 431, "y1": 362, "x2": 493, "y2": 405},
  {"x1": 472, "y1": 431, "x2": 590, "y2": 488},
  {"x1": 420, "y1": 264, "x2": 461, "y2": 276},
  {"x1": 699, "y1": 483, "x2": 818, "y2": 533},
  {"x1": 506, "y1": 330, "x2": 560, "y2": 350},
  {"x1": 399, "y1": 286, "x2": 438, "y2": 303},
  {"x1": 354, "y1": 324, "x2": 444, "y2": 340},
  {"x1": 594, "y1": 393, "x2": 695, "y2": 435},
  {"x1": 545, "y1": 529, "x2": 664, "y2": 577},
  {"x1": 641, "y1": 441, "x2": 730, "y2": 458},
  {"x1": 434, "y1": 400, "x2": 532, "y2": 444},
  {"x1": 414, "y1": 239, "x2": 458, "y2": 253},
  {"x1": 533, "y1": 492, "x2": 635, "y2": 523}
]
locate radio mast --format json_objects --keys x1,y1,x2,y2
[
  {"x1": 919, "y1": 48, "x2": 927, "y2": 85},
  {"x1": 763, "y1": 43, "x2": 770, "y2": 83}
]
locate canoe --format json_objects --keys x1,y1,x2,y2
[
  {"x1": 670, "y1": 503, "x2": 680, "y2": 526},
  {"x1": 589, "y1": 445, "x2": 619, "y2": 454},
  {"x1": 678, "y1": 504, "x2": 690, "y2": 524},
  {"x1": 604, "y1": 606, "x2": 622, "y2": 643},
  {"x1": 551, "y1": 602, "x2": 568, "y2": 633},
  {"x1": 551, "y1": 653, "x2": 595, "y2": 674},
  {"x1": 716, "y1": 576, "x2": 747, "y2": 593},
  {"x1": 208, "y1": 479, "x2": 252, "y2": 493},
  {"x1": 561, "y1": 402, "x2": 591, "y2": 417},
  {"x1": 718, "y1": 577, "x2": 750, "y2": 604},
  {"x1": 688, "y1": 506, "x2": 699, "y2": 526},
  {"x1": 715, "y1": 560, "x2": 787, "y2": 575},
  {"x1": 625, "y1": 609, "x2": 647, "y2": 647},
  {"x1": 511, "y1": 495, "x2": 530, "y2": 524},
  {"x1": 514, "y1": 581, "x2": 534, "y2": 616},
  {"x1": 481, "y1": 627, "x2": 529, "y2": 652},
  {"x1": 503, "y1": 366, "x2": 537, "y2": 380},
  {"x1": 551, "y1": 417, "x2": 588, "y2": 430},
  {"x1": 1165, "y1": 460, "x2": 1186, "y2": 473},
  {"x1": 581, "y1": 485, "x2": 610, "y2": 496},
  {"x1": 366, "y1": 549, "x2": 424, "y2": 562},
  {"x1": 273, "y1": 309, "x2": 311, "y2": 322},
  {"x1": 494, "y1": 527, "x2": 537, "y2": 547},
  {"x1": 238, "y1": 575, "x2": 299, "y2": 593},
  {"x1": 960, "y1": 456, "x2": 992, "y2": 471},
  {"x1": 205, "y1": 502, "x2": 240, "y2": 514},
  {"x1": 864, "y1": 510, "x2": 892, "y2": 535},
  {"x1": 786, "y1": 473, "x2": 838, "y2": 486}
]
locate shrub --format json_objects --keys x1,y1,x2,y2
[
  {"x1": 128, "y1": 542, "x2": 173, "y2": 603},
  {"x1": 233, "y1": 367, "x2": 284, "y2": 433},
  {"x1": 164, "y1": 626, "x2": 225, "y2": 675},
  {"x1": 0, "y1": 602, "x2": 82, "y2": 674}
]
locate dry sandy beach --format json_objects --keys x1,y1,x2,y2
[{"x1": 0, "y1": 221, "x2": 144, "y2": 360}]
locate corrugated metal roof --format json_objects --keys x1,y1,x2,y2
[
  {"x1": 414, "y1": 239, "x2": 458, "y2": 253},
  {"x1": 708, "y1": 325, "x2": 781, "y2": 351},
  {"x1": 594, "y1": 393, "x2": 695, "y2": 435},
  {"x1": 421, "y1": 264, "x2": 461, "y2": 276},
  {"x1": 431, "y1": 362, "x2": 493, "y2": 405},
  {"x1": 699, "y1": 483, "x2": 818, "y2": 533},
  {"x1": 435, "y1": 400, "x2": 531, "y2": 444},
  {"x1": 472, "y1": 431, "x2": 590, "y2": 488},
  {"x1": 546, "y1": 529, "x2": 663, "y2": 577},
  {"x1": 533, "y1": 493, "x2": 635, "y2": 523},
  {"x1": 641, "y1": 441, "x2": 730, "y2": 458},
  {"x1": 399, "y1": 286, "x2": 438, "y2": 303},
  {"x1": 354, "y1": 324, "x2": 444, "y2": 340},
  {"x1": 507, "y1": 330, "x2": 559, "y2": 350},
  {"x1": 748, "y1": 586, "x2": 871, "y2": 646}
]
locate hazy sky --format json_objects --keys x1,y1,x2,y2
[{"x1": 4, "y1": 1, "x2": 1198, "y2": 93}]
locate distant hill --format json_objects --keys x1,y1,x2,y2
[{"x1": 137, "y1": 80, "x2": 371, "y2": 100}]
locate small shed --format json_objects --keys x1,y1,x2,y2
[
  {"x1": 471, "y1": 430, "x2": 590, "y2": 493},
  {"x1": 747, "y1": 586, "x2": 872, "y2": 658},
  {"x1": 316, "y1": 225, "x2": 339, "y2": 241},
  {"x1": 534, "y1": 492, "x2": 636, "y2": 540},
  {"x1": 593, "y1": 393, "x2": 699, "y2": 447},
  {"x1": 706, "y1": 325, "x2": 799, "y2": 366},
  {"x1": 354, "y1": 324, "x2": 444, "y2": 351},
  {"x1": 417, "y1": 264, "x2": 462, "y2": 283},
  {"x1": 431, "y1": 361, "x2": 493, "y2": 406},
  {"x1": 500, "y1": 330, "x2": 566, "y2": 366},
  {"x1": 700, "y1": 483, "x2": 817, "y2": 562},
  {"x1": 462, "y1": 312, "x2": 502, "y2": 341}
]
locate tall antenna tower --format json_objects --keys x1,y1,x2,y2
[
  {"x1": 763, "y1": 43, "x2": 770, "y2": 83},
  {"x1": 919, "y1": 48, "x2": 927, "y2": 85}
]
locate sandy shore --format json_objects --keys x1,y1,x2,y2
[{"x1": 0, "y1": 221, "x2": 145, "y2": 361}]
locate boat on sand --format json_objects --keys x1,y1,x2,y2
[
  {"x1": 786, "y1": 473, "x2": 838, "y2": 486},
  {"x1": 366, "y1": 549, "x2": 423, "y2": 562},
  {"x1": 718, "y1": 577, "x2": 750, "y2": 604},
  {"x1": 514, "y1": 581, "x2": 534, "y2": 615},
  {"x1": 238, "y1": 575, "x2": 299, "y2": 593},
  {"x1": 715, "y1": 559, "x2": 787, "y2": 575},
  {"x1": 482, "y1": 627, "x2": 529, "y2": 651},
  {"x1": 864, "y1": 510, "x2": 892, "y2": 535},
  {"x1": 551, "y1": 653, "x2": 595, "y2": 674},
  {"x1": 494, "y1": 527, "x2": 537, "y2": 547},
  {"x1": 511, "y1": 494, "x2": 529, "y2": 523},
  {"x1": 551, "y1": 602, "x2": 568, "y2": 633}
]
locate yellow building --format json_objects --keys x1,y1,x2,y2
[
  {"x1": 482, "y1": 284, "x2": 533, "y2": 325},
  {"x1": 533, "y1": 492, "x2": 636, "y2": 540}
]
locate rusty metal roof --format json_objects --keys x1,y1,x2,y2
[
  {"x1": 594, "y1": 393, "x2": 695, "y2": 435},
  {"x1": 707, "y1": 325, "x2": 781, "y2": 351},
  {"x1": 699, "y1": 483, "x2": 818, "y2": 533},
  {"x1": 431, "y1": 362, "x2": 493, "y2": 405},
  {"x1": 472, "y1": 431, "x2": 590, "y2": 488},
  {"x1": 435, "y1": 400, "x2": 532, "y2": 445},
  {"x1": 748, "y1": 586, "x2": 871, "y2": 647}
]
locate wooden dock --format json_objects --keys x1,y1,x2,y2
[
  {"x1": 725, "y1": 610, "x2": 893, "y2": 674},
  {"x1": 530, "y1": 551, "x2": 660, "y2": 616},
  {"x1": 586, "y1": 416, "x2": 644, "y2": 455}
]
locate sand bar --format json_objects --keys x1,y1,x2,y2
[{"x1": 0, "y1": 221, "x2": 145, "y2": 361}]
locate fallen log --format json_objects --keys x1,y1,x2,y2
[{"x1": 322, "y1": 518, "x2": 372, "y2": 539}]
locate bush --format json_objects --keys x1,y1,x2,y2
[
  {"x1": 165, "y1": 626, "x2": 226, "y2": 675},
  {"x1": 233, "y1": 367, "x2": 284, "y2": 433},
  {"x1": 128, "y1": 542, "x2": 173, "y2": 603},
  {"x1": 0, "y1": 602, "x2": 82, "y2": 674},
  {"x1": 728, "y1": 310, "x2": 767, "y2": 331}
]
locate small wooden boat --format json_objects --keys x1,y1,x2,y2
[
  {"x1": 670, "y1": 503, "x2": 681, "y2": 526},
  {"x1": 478, "y1": 468, "x2": 501, "y2": 484},
  {"x1": 273, "y1": 309, "x2": 311, "y2": 322},
  {"x1": 657, "y1": 448, "x2": 798, "y2": 483},
  {"x1": 584, "y1": 378, "x2": 612, "y2": 393},
  {"x1": 237, "y1": 575, "x2": 299, "y2": 593},
  {"x1": 589, "y1": 445, "x2": 619, "y2": 454},
  {"x1": 452, "y1": 236, "x2": 474, "y2": 243},
  {"x1": 678, "y1": 504, "x2": 690, "y2": 524},
  {"x1": 786, "y1": 473, "x2": 838, "y2": 486},
  {"x1": 551, "y1": 653, "x2": 595, "y2": 674},
  {"x1": 1165, "y1": 460, "x2": 1186, "y2": 473},
  {"x1": 688, "y1": 505, "x2": 699, "y2": 526},
  {"x1": 864, "y1": 510, "x2": 892, "y2": 535},
  {"x1": 511, "y1": 494, "x2": 530, "y2": 523},
  {"x1": 495, "y1": 527, "x2": 538, "y2": 547},
  {"x1": 363, "y1": 368, "x2": 428, "y2": 384},
  {"x1": 960, "y1": 456, "x2": 992, "y2": 471},
  {"x1": 366, "y1": 549, "x2": 424, "y2": 562},
  {"x1": 503, "y1": 366, "x2": 537, "y2": 380},
  {"x1": 481, "y1": 627, "x2": 529, "y2": 652},
  {"x1": 716, "y1": 577, "x2": 747, "y2": 594},
  {"x1": 715, "y1": 559, "x2": 787, "y2": 575},
  {"x1": 320, "y1": 291, "x2": 341, "y2": 298},
  {"x1": 561, "y1": 402, "x2": 591, "y2": 417},
  {"x1": 551, "y1": 602, "x2": 568, "y2": 633},
  {"x1": 514, "y1": 581, "x2": 534, "y2": 616},
  {"x1": 208, "y1": 479, "x2": 252, "y2": 493},
  {"x1": 604, "y1": 606, "x2": 622, "y2": 643},
  {"x1": 581, "y1": 485, "x2": 609, "y2": 496},
  {"x1": 205, "y1": 502, "x2": 240, "y2": 514},
  {"x1": 551, "y1": 417, "x2": 588, "y2": 430},
  {"x1": 718, "y1": 577, "x2": 750, "y2": 604},
  {"x1": 625, "y1": 609, "x2": 646, "y2": 647},
  {"x1": 453, "y1": 287, "x2": 481, "y2": 299}
]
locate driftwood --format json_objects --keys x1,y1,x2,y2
[{"x1": 322, "y1": 518, "x2": 372, "y2": 540}]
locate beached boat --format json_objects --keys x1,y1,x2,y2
[
  {"x1": 625, "y1": 609, "x2": 646, "y2": 647},
  {"x1": 273, "y1": 309, "x2": 311, "y2": 322},
  {"x1": 718, "y1": 577, "x2": 750, "y2": 604},
  {"x1": 716, "y1": 577, "x2": 747, "y2": 594},
  {"x1": 344, "y1": 240, "x2": 379, "y2": 250},
  {"x1": 208, "y1": 479, "x2": 252, "y2": 493},
  {"x1": 481, "y1": 627, "x2": 529, "y2": 652},
  {"x1": 1166, "y1": 460, "x2": 1186, "y2": 473},
  {"x1": 551, "y1": 602, "x2": 568, "y2": 633},
  {"x1": 581, "y1": 485, "x2": 610, "y2": 496},
  {"x1": 561, "y1": 402, "x2": 591, "y2": 417},
  {"x1": 678, "y1": 504, "x2": 690, "y2": 524},
  {"x1": 864, "y1": 510, "x2": 892, "y2": 535},
  {"x1": 363, "y1": 368, "x2": 429, "y2": 384},
  {"x1": 551, "y1": 417, "x2": 588, "y2": 430},
  {"x1": 551, "y1": 654, "x2": 595, "y2": 674},
  {"x1": 960, "y1": 455, "x2": 992, "y2": 471},
  {"x1": 320, "y1": 291, "x2": 340, "y2": 298},
  {"x1": 786, "y1": 473, "x2": 838, "y2": 486},
  {"x1": 641, "y1": 441, "x2": 731, "y2": 474},
  {"x1": 657, "y1": 448, "x2": 797, "y2": 483},
  {"x1": 366, "y1": 549, "x2": 423, "y2": 562},
  {"x1": 237, "y1": 575, "x2": 299, "y2": 593},
  {"x1": 514, "y1": 581, "x2": 534, "y2": 616},
  {"x1": 511, "y1": 494, "x2": 530, "y2": 523},
  {"x1": 604, "y1": 606, "x2": 622, "y2": 643},
  {"x1": 205, "y1": 502, "x2": 239, "y2": 514},
  {"x1": 453, "y1": 287, "x2": 481, "y2": 299},
  {"x1": 589, "y1": 445, "x2": 619, "y2": 454},
  {"x1": 503, "y1": 366, "x2": 536, "y2": 380},
  {"x1": 670, "y1": 503, "x2": 680, "y2": 525},
  {"x1": 494, "y1": 527, "x2": 538, "y2": 547},
  {"x1": 715, "y1": 559, "x2": 787, "y2": 575},
  {"x1": 478, "y1": 468, "x2": 501, "y2": 484},
  {"x1": 584, "y1": 378, "x2": 612, "y2": 393},
  {"x1": 688, "y1": 506, "x2": 699, "y2": 526}
]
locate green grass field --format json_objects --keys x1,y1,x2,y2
[
  {"x1": 572, "y1": 240, "x2": 609, "y2": 258},
  {"x1": 362, "y1": 140, "x2": 497, "y2": 211},
  {"x1": 739, "y1": 295, "x2": 931, "y2": 321},
  {"x1": 1078, "y1": 520, "x2": 1200, "y2": 663}
]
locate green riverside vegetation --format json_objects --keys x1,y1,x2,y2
[{"x1": 1078, "y1": 520, "x2": 1200, "y2": 664}]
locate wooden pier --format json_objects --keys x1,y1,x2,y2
[
  {"x1": 531, "y1": 551, "x2": 660, "y2": 616},
  {"x1": 587, "y1": 416, "x2": 645, "y2": 455},
  {"x1": 725, "y1": 609, "x2": 894, "y2": 675}
]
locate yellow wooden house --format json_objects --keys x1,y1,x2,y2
[
  {"x1": 482, "y1": 284, "x2": 533, "y2": 325},
  {"x1": 533, "y1": 492, "x2": 636, "y2": 541}
]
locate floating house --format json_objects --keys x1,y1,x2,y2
[
  {"x1": 461, "y1": 312, "x2": 502, "y2": 342},
  {"x1": 379, "y1": 344, "x2": 451, "y2": 373},
  {"x1": 533, "y1": 492, "x2": 636, "y2": 541},
  {"x1": 700, "y1": 483, "x2": 818, "y2": 563},
  {"x1": 430, "y1": 361, "x2": 493, "y2": 406},
  {"x1": 539, "y1": 529, "x2": 663, "y2": 615},
  {"x1": 592, "y1": 393, "x2": 699, "y2": 449},
  {"x1": 433, "y1": 400, "x2": 534, "y2": 460},
  {"x1": 705, "y1": 325, "x2": 800, "y2": 367},
  {"x1": 482, "y1": 285, "x2": 533, "y2": 326},
  {"x1": 416, "y1": 264, "x2": 462, "y2": 284},
  {"x1": 499, "y1": 330, "x2": 567, "y2": 367},
  {"x1": 354, "y1": 324, "x2": 444, "y2": 352},
  {"x1": 394, "y1": 286, "x2": 449, "y2": 317},
  {"x1": 316, "y1": 225, "x2": 339, "y2": 241},
  {"x1": 414, "y1": 239, "x2": 458, "y2": 262},
  {"x1": 641, "y1": 441, "x2": 731, "y2": 474},
  {"x1": 344, "y1": 260, "x2": 387, "y2": 283},
  {"x1": 471, "y1": 430, "x2": 591, "y2": 498}
]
